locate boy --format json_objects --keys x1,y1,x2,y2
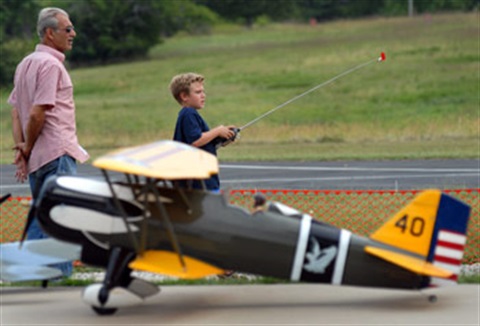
[{"x1": 170, "y1": 73, "x2": 236, "y2": 191}]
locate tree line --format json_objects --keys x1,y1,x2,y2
[{"x1": 1, "y1": 0, "x2": 477, "y2": 87}]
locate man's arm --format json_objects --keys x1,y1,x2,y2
[
  {"x1": 11, "y1": 107, "x2": 27, "y2": 182},
  {"x1": 19, "y1": 104, "x2": 49, "y2": 159},
  {"x1": 11, "y1": 107, "x2": 24, "y2": 145}
]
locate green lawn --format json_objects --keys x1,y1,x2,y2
[{"x1": 0, "y1": 12, "x2": 477, "y2": 163}]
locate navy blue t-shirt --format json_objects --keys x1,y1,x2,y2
[{"x1": 173, "y1": 107, "x2": 220, "y2": 190}]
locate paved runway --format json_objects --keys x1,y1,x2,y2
[
  {"x1": 1, "y1": 160, "x2": 479, "y2": 325},
  {"x1": 1, "y1": 159, "x2": 479, "y2": 196},
  {"x1": 1, "y1": 284, "x2": 478, "y2": 325},
  {"x1": 220, "y1": 159, "x2": 480, "y2": 190}
]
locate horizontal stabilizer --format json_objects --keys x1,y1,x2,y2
[
  {"x1": 365, "y1": 246, "x2": 453, "y2": 278},
  {"x1": 129, "y1": 250, "x2": 224, "y2": 279}
]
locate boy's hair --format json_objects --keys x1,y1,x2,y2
[{"x1": 169, "y1": 73, "x2": 204, "y2": 105}]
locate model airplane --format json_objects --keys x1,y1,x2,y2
[
  {"x1": 0, "y1": 194, "x2": 80, "y2": 286},
  {"x1": 26, "y1": 140, "x2": 470, "y2": 315}
]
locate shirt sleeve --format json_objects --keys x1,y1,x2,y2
[
  {"x1": 33, "y1": 62, "x2": 61, "y2": 107},
  {"x1": 181, "y1": 110, "x2": 203, "y2": 144},
  {"x1": 7, "y1": 88, "x2": 17, "y2": 107}
]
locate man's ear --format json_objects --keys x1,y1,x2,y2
[{"x1": 44, "y1": 27, "x2": 55, "y2": 41}]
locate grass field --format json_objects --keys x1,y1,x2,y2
[{"x1": 0, "y1": 12, "x2": 478, "y2": 162}]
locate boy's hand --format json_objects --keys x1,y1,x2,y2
[
  {"x1": 215, "y1": 125, "x2": 236, "y2": 139},
  {"x1": 215, "y1": 126, "x2": 240, "y2": 148}
]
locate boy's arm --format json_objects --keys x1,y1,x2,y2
[{"x1": 192, "y1": 125, "x2": 236, "y2": 147}]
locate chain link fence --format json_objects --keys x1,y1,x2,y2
[{"x1": 1, "y1": 189, "x2": 478, "y2": 263}]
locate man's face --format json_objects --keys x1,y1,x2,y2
[
  {"x1": 50, "y1": 14, "x2": 76, "y2": 52},
  {"x1": 182, "y1": 81, "x2": 206, "y2": 109}
]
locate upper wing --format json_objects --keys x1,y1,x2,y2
[
  {"x1": 93, "y1": 140, "x2": 218, "y2": 180},
  {"x1": 0, "y1": 238, "x2": 81, "y2": 282}
]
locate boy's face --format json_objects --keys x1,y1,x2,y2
[{"x1": 181, "y1": 81, "x2": 205, "y2": 109}]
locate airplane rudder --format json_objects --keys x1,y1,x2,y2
[
  {"x1": 432, "y1": 192, "x2": 470, "y2": 237},
  {"x1": 428, "y1": 192, "x2": 471, "y2": 285}
]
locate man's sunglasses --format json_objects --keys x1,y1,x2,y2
[{"x1": 56, "y1": 26, "x2": 75, "y2": 33}]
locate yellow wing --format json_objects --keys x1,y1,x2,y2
[
  {"x1": 129, "y1": 250, "x2": 224, "y2": 279},
  {"x1": 93, "y1": 140, "x2": 218, "y2": 179}
]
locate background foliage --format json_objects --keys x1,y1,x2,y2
[
  {"x1": 1, "y1": 11, "x2": 476, "y2": 162},
  {"x1": 1, "y1": 0, "x2": 477, "y2": 87}
]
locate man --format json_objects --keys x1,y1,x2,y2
[{"x1": 8, "y1": 7, "x2": 89, "y2": 276}]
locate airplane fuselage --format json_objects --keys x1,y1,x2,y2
[{"x1": 37, "y1": 176, "x2": 428, "y2": 290}]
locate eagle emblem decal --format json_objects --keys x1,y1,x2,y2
[{"x1": 303, "y1": 237, "x2": 337, "y2": 274}]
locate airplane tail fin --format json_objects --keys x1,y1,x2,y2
[{"x1": 369, "y1": 190, "x2": 470, "y2": 286}]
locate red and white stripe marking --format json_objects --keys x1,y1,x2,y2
[{"x1": 431, "y1": 230, "x2": 467, "y2": 286}]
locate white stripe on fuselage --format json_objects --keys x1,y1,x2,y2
[
  {"x1": 290, "y1": 214, "x2": 312, "y2": 281},
  {"x1": 50, "y1": 205, "x2": 140, "y2": 234},
  {"x1": 332, "y1": 229, "x2": 351, "y2": 285}
]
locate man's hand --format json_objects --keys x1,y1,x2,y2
[
  {"x1": 13, "y1": 142, "x2": 31, "y2": 160},
  {"x1": 13, "y1": 145, "x2": 28, "y2": 183}
]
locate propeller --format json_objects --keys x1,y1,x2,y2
[{"x1": 0, "y1": 193, "x2": 12, "y2": 205}]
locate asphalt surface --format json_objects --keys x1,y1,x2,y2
[
  {"x1": 1, "y1": 160, "x2": 479, "y2": 325},
  {"x1": 1, "y1": 284, "x2": 478, "y2": 325},
  {"x1": 1, "y1": 159, "x2": 479, "y2": 196}
]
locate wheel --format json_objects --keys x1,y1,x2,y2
[
  {"x1": 428, "y1": 295, "x2": 437, "y2": 303},
  {"x1": 92, "y1": 306, "x2": 118, "y2": 316}
]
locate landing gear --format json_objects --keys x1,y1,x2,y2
[
  {"x1": 92, "y1": 306, "x2": 118, "y2": 316},
  {"x1": 82, "y1": 247, "x2": 160, "y2": 315},
  {"x1": 85, "y1": 247, "x2": 135, "y2": 315}
]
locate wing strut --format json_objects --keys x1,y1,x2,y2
[
  {"x1": 101, "y1": 170, "x2": 140, "y2": 253},
  {"x1": 121, "y1": 174, "x2": 187, "y2": 269},
  {"x1": 176, "y1": 188, "x2": 193, "y2": 215},
  {"x1": 139, "y1": 178, "x2": 186, "y2": 270}
]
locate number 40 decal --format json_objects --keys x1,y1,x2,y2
[{"x1": 395, "y1": 215, "x2": 425, "y2": 236}]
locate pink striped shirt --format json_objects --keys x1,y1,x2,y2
[{"x1": 8, "y1": 44, "x2": 89, "y2": 173}]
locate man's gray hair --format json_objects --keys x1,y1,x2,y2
[{"x1": 37, "y1": 7, "x2": 69, "y2": 39}]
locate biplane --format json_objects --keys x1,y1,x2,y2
[{"x1": 26, "y1": 140, "x2": 470, "y2": 315}]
